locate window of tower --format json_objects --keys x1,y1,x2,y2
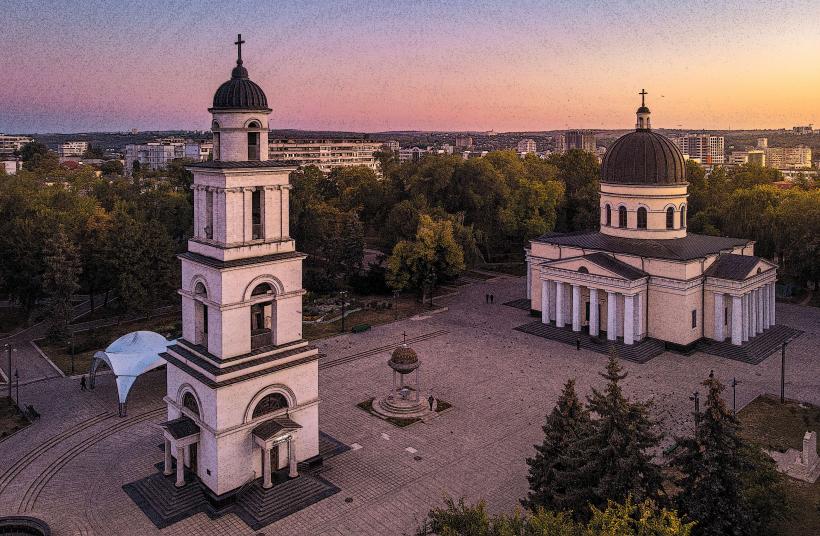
[
  {"x1": 618, "y1": 206, "x2": 627, "y2": 228},
  {"x1": 205, "y1": 189, "x2": 214, "y2": 239},
  {"x1": 182, "y1": 392, "x2": 200, "y2": 417},
  {"x1": 666, "y1": 207, "x2": 674, "y2": 229},
  {"x1": 637, "y1": 207, "x2": 647, "y2": 229},
  {"x1": 248, "y1": 132, "x2": 260, "y2": 160},
  {"x1": 251, "y1": 283, "x2": 273, "y2": 296},
  {"x1": 251, "y1": 189, "x2": 263, "y2": 239},
  {"x1": 252, "y1": 393, "x2": 288, "y2": 419},
  {"x1": 680, "y1": 204, "x2": 687, "y2": 227},
  {"x1": 213, "y1": 132, "x2": 220, "y2": 160},
  {"x1": 605, "y1": 204, "x2": 611, "y2": 226}
]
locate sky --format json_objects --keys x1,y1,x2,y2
[{"x1": 1, "y1": 0, "x2": 819, "y2": 133}]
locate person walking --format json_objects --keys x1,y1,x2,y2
[
  {"x1": 576, "y1": 338, "x2": 581, "y2": 351},
  {"x1": 427, "y1": 394, "x2": 435, "y2": 411},
  {"x1": 490, "y1": 294, "x2": 494, "y2": 304},
  {"x1": 485, "y1": 294, "x2": 489, "y2": 304},
  {"x1": 80, "y1": 375, "x2": 87, "y2": 391}
]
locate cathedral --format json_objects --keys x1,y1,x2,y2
[
  {"x1": 526, "y1": 93, "x2": 778, "y2": 350},
  {"x1": 157, "y1": 36, "x2": 320, "y2": 505}
]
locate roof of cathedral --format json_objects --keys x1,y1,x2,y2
[
  {"x1": 704, "y1": 253, "x2": 772, "y2": 281},
  {"x1": 601, "y1": 93, "x2": 686, "y2": 185},
  {"x1": 210, "y1": 34, "x2": 271, "y2": 112},
  {"x1": 533, "y1": 231, "x2": 750, "y2": 261},
  {"x1": 581, "y1": 252, "x2": 648, "y2": 280}
]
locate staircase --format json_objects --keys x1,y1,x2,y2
[
  {"x1": 515, "y1": 320, "x2": 665, "y2": 363},
  {"x1": 123, "y1": 472, "x2": 207, "y2": 529},
  {"x1": 235, "y1": 475, "x2": 340, "y2": 530},
  {"x1": 696, "y1": 325, "x2": 803, "y2": 364}
]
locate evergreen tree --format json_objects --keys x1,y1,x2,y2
[
  {"x1": 671, "y1": 373, "x2": 788, "y2": 536},
  {"x1": 141, "y1": 219, "x2": 177, "y2": 308},
  {"x1": 559, "y1": 352, "x2": 664, "y2": 517},
  {"x1": 522, "y1": 378, "x2": 589, "y2": 512},
  {"x1": 43, "y1": 226, "x2": 82, "y2": 340}
]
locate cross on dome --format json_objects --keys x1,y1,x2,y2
[
  {"x1": 639, "y1": 88, "x2": 647, "y2": 107},
  {"x1": 235, "y1": 34, "x2": 245, "y2": 65}
]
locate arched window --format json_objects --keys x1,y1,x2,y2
[
  {"x1": 618, "y1": 206, "x2": 627, "y2": 228},
  {"x1": 251, "y1": 282, "x2": 273, "y2": 296},
  {"x1": 252, "y1": 393, "x2": 288, "y2": 419},
  {"x1": 578, "y1": 266, "x2": 589, "y2": 274},
  {"x1": 247, "y1": 120, "x2": 261, "y2": 129},
  {"x1": 194, "y1": 282, "x2": 207, "y2": 298},
  {"x1": 213, "y1": 132, "x2": 220, "y2": 160},
  {"x1": 248, "y1": 131, "x2": 260, "y2": 160},
  {"x1": 680, "y1": 204, "x2": 687, "y2": 228},
  {"x1": 666, "y1": 207, "x2": 674, "y2": 229},
  {"x1": 182, "y1": 392, "x2": 200, "y2": 416},
  {"x1": 637, "y1": 207, "x2": 647, "y2": 229},
  {"x1": 605, "y1": 204, "x2": 611, "y2": 226}
]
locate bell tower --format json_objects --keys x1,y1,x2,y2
[{"x1": 159, "y1": 36, "x2": 320, "y2": 502}]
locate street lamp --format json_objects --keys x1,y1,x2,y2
[
  {"x1": 393, "y1": 290, "x2": 400, "y2": 320},
  {"x1": 339, "y1": 290, "x2": 348, "y2": 333},
  {"x1": 13, "y1": 369, "x2": 19, "y2": 408},
  {"x1": 70, "y1": 332, "x2": 75, "y2": 376},
  {"x1": 4, "y1": 343, "x2": 15, "y2": 400},
  {"x1": 731, "y1": 378, "x2": 741, "y2": 414},
  {"x1": 780, "y1": 342, "x2": 788, "y2": 403},
  {"x1": 689, "y1": 391, "x2": 700, "y2": 427}
]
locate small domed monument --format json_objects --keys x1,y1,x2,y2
[
  {"x1": 372, "y1": 335, "x2": 433, "y2": 419},
  {"x1": 525, "y1": 90, "x2": 786, "y2": 359}
]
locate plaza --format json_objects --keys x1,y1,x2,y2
[{"x1": 0, "y1": 275, "x2": 817, "y2": 535}]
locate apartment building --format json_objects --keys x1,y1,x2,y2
[
  {"x1": 268, "y1": 139, "x2": 381, "y2": 174},
  {"x1": 58, "y1": 141, "x2": 89, "y2": 157},
  {"x1": 671, "y1": 134, "x2": 725, "y2": 165},
  {"x1": 0, "y1": 134, "x2": 33, "y2": 156}
]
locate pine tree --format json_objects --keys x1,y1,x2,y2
[
  {"x1": 522, "y1": 378, "x2": 589, "y2": 512},
  {"x1": 43, "y1": 226, "x2": 82, "y2": 340},
  {"x1": 558, "y1": 352, "x2": 664, "y2": 517},
  {"x1": 670, "y1": 373, "x2": 788, "y2": 536}
]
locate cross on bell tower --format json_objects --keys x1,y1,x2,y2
[
  {"x1": 639, "y1": 89, "x2": 647, "y2": 107},
  {"x1": 234, "y1": 33, "x2": 245, "y2": 65},
  {"x1": 636, "y1": 88, "x2": 651, "y2": 130}
]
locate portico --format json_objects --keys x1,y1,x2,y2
[
  {"x1": 252, "y1": 417, "x2": 301, "y2": 488},
  {"x1": 538, "y1": 253, "x2": 648, "y2": 345}
]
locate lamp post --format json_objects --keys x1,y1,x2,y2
[
  {"x1": 14, "y1": 369, "x2": 19, "y2": 408},
  {"x1": 339, "y1": 291, "x2": 348, "y2": 333},
  {"x1": 393, "y1": 290, "x2": 400, "y2": 321},
  {"x1": 731, "y1": 377, "x2": 741, "y2": 414},
  {"x1": 689, "y1": 391, "x2": 700, "y2": 426},
  {"x1": 4, "y1": 344, "x2": 12, "y2": 400},
  {"x1": 780, "y1": 342, "x2": 787, "y2": 403},
  {"x1": 70, "y1": 332, "x2": 75, "y2": 376}
]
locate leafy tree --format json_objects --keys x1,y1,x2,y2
[
  {"x1": 83, "y1": 144, "x2": 104, "y2": 158},
  {"x1": 416, "y1": 496, "x2": 694, "y2": 536},
  {"x1": 386, "y1": 215, "x2": 465, "y2": 303},
  {"x1": 42, "y1": 226, "x2": 82, "y2": 340},
  {"x1": 523, "y1": 378, "x2": 590, "y2": 512},
  {"x1": 141, "y1": 219, "x2": 177, "y2": 308},
  {"x1": 99, "y1": 159, "x2": 124, "y2": 176},
  {"x1": 78, "y1": 207, "x2": 116, "y2": 312},
  {"x1": 559, "y1": 353, "x2": 664, "y2": 517},
  {"x1": 18, "y1": 141, "x2": 58, "y2": 172},
  {"x1": 548, "y1": 149, "x2": 600, "y2": 232},
  {"x1": 670, "y1": 373, "x2": 788, "y2": 536}
]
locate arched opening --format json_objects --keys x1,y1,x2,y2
[
  {"x1": 182, "y1": 392, "x2": 200, "y2": 417},
  {"x1": 618, "y1": 206, "x2": 627, "y2": 228},
  {"x1": 193, "y1": 282, "x2": 208, "y2": 350},
  {"x1": 578, "y1": 266, "x2": 589, "y2": 274},
  {"x1": 247, "y1": 120, "x2": 261, "y2": 161},
  {"x1": 252, "y1": 392, "x2": 289, "y2": 419},
  {"x1": 605, "y1": 204, "x2": 611, "y2": 226},
  {"x1": 637, "y1": 207, "x2": 647, "y2": 229},
  {"x1": 680, "y1": 204, "x2": 687, "y2": 228},
  {"x1": 213, "y1": 132, "x2": 220, "y2": 161},
  {"x1": 666, "y1": 207, "x2": 674, "y2": 229},
  {"x1": 247, "y1": 120, "x2": 261, "y2": 129},
  {"x1": 250, "y1": 283, "x2": 276, "y2": 349},
  {"x1": 251, "y1": 188, "x2": 263, "y2": 239}
]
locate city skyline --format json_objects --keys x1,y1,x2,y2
[{"x1": 2, "y1": 0, "x2": 819, "y2": 133}]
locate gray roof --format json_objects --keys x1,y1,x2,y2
[
  {"x1": 179, "y1": 250, "x2": 304, "y2": 270},
  {"x1": 533, "y1": 231, "x2": 750, "y2": 261},
  {"x1": 580, "y1": 252, "x2": 648, "y2": 280},
  {"x1": 211, "y1": 60, "x2": 270, "y2": 112},
  {"x1": 188, "y1": 160, "x2": 300, "y2": 169},
  {"x1": 704, "y1": 253, "x2": 768, "y2": 281},
  {"x1": 161, "y1": 416, "x2": 200, "y2": 439},
  {"x1": 252, "y1": 417, "x2": 302, "y2": 441},
  {"x1": 601, "y1": 130, "x2": 686, "y2": 185}
]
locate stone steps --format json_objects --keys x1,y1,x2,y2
[
  {"x1": 697, "y1": 324, "x2": 803, "y2": 364},
  {"x1": 124, "y1": 472, "x2": 207, "y2": 528},
  {"x1": 236, "y1": 475, "x2": 339, "y2": 530},
  {"x1": 515, "y1": 320, "x2": 665, "y2": 363}
]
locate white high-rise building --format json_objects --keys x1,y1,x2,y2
[
  {"x1": 268, "y1": 139, "x2": 381, "y2": 174},
  {"x1": 517, "y1": 139, "x2": 537, "y2": 154},
  {"x1": 671, "y1": 134, "x2": 725, "y2": 166},
  {"x1": 0, "y1": 134, "x2": 33, "y2": 156},
  {"x1": 58, "y1": 141, "x2": 89, "y2": 157}
]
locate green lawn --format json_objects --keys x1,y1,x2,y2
[
  {"x1": 303, "y1": 295, "x2": 435, "y2": 341},
  {"x1": 738, "y1": 395, "x2": 820, "y2": 536},
  {"x1": 0, "y1": 396, "x2": 30, "y2": 439}
]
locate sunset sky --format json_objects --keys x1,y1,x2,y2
[{"x1": 1, "y1": 0, "x2": 818, "y2": 133}]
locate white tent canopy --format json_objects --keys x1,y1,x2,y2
[{"x1": 90, "y1": 331, "x2": 173, "y2": 409}]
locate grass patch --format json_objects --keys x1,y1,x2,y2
[
  {"x1": 356, "y1": 396, "x2": 453, "y2": 428},
  {"x1": 303, "y1": 295, "x2": 433, "y2": 341},
  {"x1": 0, "y1": 396, "x2": 30, "y2": 440},
  {"x1": 37, "y1": 314, "x2": 181, "y2": 375},
  {"x1": 738, "y1": 395, "x2": 820, "y2": 536}
]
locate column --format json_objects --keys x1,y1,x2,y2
[
  {"x1": 262, "y1": 446, "x2": 272, "y2": 488},
  {"x1": 243, "y1": 187, "x2": 253, "y2": 242},
  {"x1": 635, "y1": 292, "x2": 643, "y2": 341},
  {"x1": 163, "y1": 439, "x2": 173, "y2": 476},
  {"x1": 541, "y1": 280, "x2": 550, "y2": 324},
  {"x1": 555, "y1": 283, "x2": 565, "y2": 328},
  {"x1": 770, "y1": 283, "x2": 776, "y2": 326},
  {"x1": 175, "y1": 445, "x2": 185, "y2": 487},
  {"x1": 571, "y1": 284, "x2": 581, "y2": 332},
  {"x1": 763, "y1": 283, "x2": 771, "y2": 329},
  {"x1": 589, "y1": 288, "x2": 600, "y2": 337},
  {"x1": 742, "y1": 293, "x2": 749, "y2": 342},
  {"x1": 757, "y1": 287, "x2": 764, "y2": 333},
  {"x1": 623, "y1": 294, "x2": 635, "y2": 345},
  {"x1": 714, "y1": 293, "x2": 725, "y2": 341},
  {"x1": 606, "y1": 291, "x2": 617, "y2": 341},
  {"x1": 526, "y1": 258, "x2": 532, "y2": 299},
  {"x1": 731, "y1": 295, "x2": 743, "y2": 346},
  {"x1": 288, "y1": 438, "x2": 298, "y2": 478},
  {"x1": 750, "y1": 289, "x2": 757, "y2": 337}
]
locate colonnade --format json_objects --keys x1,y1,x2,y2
[
  {"x1": 261, "y1": 436, "x2": 298, "y2": 488},
  {"x1": 540, "y1": 279, "x2": 643, "y2": 345},
  {"x1": 721, "y1": 281, "x2": 776, "y2": 346}
]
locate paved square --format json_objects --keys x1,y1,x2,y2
[{"x1": 0, "y1": 275, "x2": 818, "y2": 535}]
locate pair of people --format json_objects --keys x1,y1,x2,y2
[{"x1": 484, "y1": 294, "x2": 495, "y2": 304}]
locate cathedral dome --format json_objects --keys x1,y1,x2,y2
[
  {"x1": 601, "y1": 91, "x2": 686, "y2": 185},
  {"x1": 601, "y1": 130, "x2": 686, "y2": 185},
  {"x1": 210, "y1": 35, "x2": 270, "y2": 112}
]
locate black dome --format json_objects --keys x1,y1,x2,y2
[
  {"x1": 211, "y1": 63, "x2": 270, "y2": 111},
  {"x1": 601, "y1": 130, "x2": 686, "y2": 185}
]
